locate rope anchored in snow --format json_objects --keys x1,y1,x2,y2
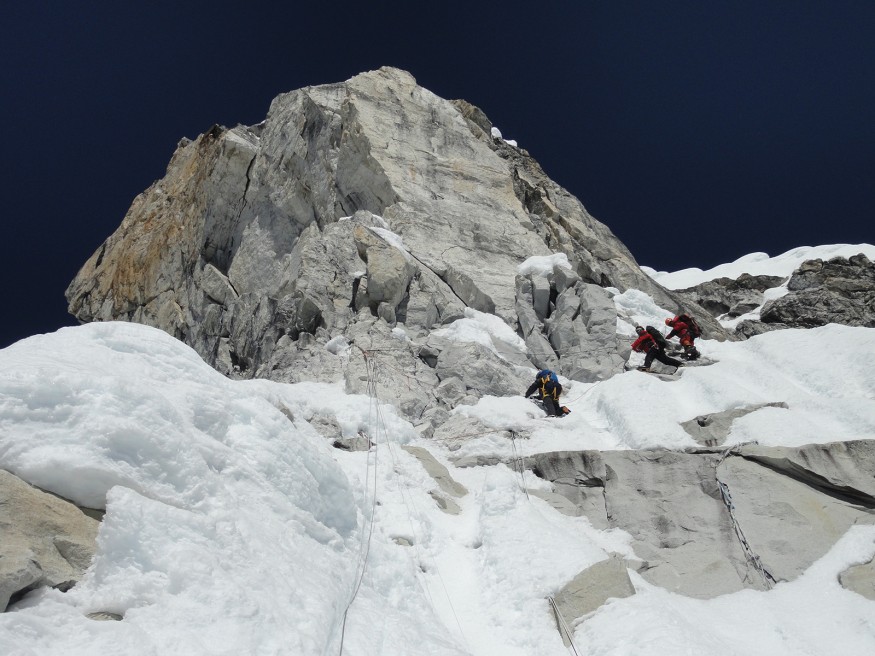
[
  {"x1": 509, "y1": 430, "x2": 530, "y2": 500},
  {"x1": 338, "y1": 347, "x2": 470, "y2": 654},
  {"x1": 547, "y1": 595, "x2": 583, "y2": 656}
]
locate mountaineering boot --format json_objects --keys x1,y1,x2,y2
[{"x1": 637, "y1": 366, "x2": 651, "y2": 372}]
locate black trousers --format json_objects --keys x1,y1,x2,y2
[
  {"x1": 645, "y1": 347, "x2": 683, "y2": 369},
  {"x1": 542, "y1": 397, "x2": 561, "y2": 416}
]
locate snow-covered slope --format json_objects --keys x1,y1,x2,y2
[
  {"x1": 643, "y1": 243, "x2": 875, "y2": 290},
  {"x1": 1, "y1": 313, "x2": 874, "y2": 654}
]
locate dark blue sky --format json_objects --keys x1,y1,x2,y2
[{"x1": 2, "y1": 1, "x2": 872, "y2": 347}]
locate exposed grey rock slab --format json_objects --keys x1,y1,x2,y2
[
  {"x1": 735, "y1": 319, "x2": 789, "y2": 339},
  {"x1": 840, "y1": 559, "x2": 875, "y2": 600},
  {"x1": 527, "y1": 488, "x2": 585, "y2": 517},
  {"x1": 527, "y1": 441, "x2": 875, "y2": 598},
  {"x1": 402, "y1": 446, "x2": 468, "y2": 499},
  {"x1": 735, "y1": 440, "x2": 875, "y2": 506},
  {"x1": 527, "y1": 452, "x2": 609, "y2": 530},
  {"x1": 596, "y1": 450, "x2": 760, "y2": 597},
  {"x1": 87, "y1": 612, "x2": 124, "y2": 621},
  {"x1": 515, "y1": 269, "x2": 624, "y2": 382},
  {"x1": 1, "y1": 469, "x2": 100, "y2": 611},
  {"x1": 428, "y1": 491, "x2": 462, "y2": 515},
  {"x1": 434, "y1": 342, "x2": 529, "y2": 400},
  {"x1": 717, "y1": 451, "x2": 875, "y2": 584},
  {"x1": 552, "y1": 555, "x2": 635, "y2": 639},
  {"x1": 530, "y1": 450, "x2": 756, "y2": 598},
  {"x1": 681, "y1": 402, "x2": 789, "y2": 447}
]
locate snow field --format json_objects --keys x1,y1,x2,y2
[{"x1": 1, "y1": 294, "x2": 874, "y2": 654}]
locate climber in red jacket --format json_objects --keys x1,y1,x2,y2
[
  {"x1": 631, "y1": 326, "x2": 683, "y2": 372},
  {"x1": 665, "y1": 316, "x2": 701, "y2": 360}
]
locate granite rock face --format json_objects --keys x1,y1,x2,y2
[
  {"x1": 681, "y1": 402, "x2": 789, "y2": 447},
  {"x1": 675, "y1": 273, "x2": 785, "y2": 319},
  {"x1": 0, "y1": 469, "x2": 101, "y2": 611},
  {"x1": 678, "y1": 253, "x2": 875, "y2": 338},
  {"x1": 760, "y1": 254, "x2": 875, "y2": 328},
  {"x1": 528, "y1": 440, "x2": 875, "y2": 598},
  {"x1": 66, "y1": 67, "x2": 726, "y2": 423},
  {"x1": 551, "y1": 555, "x2": 635, "y2": 644}
]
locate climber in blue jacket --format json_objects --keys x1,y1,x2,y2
[{"x1": 525, "y1": 369, "x2": 563, "y2": 417}]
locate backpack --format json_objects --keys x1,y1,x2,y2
[
  {"x1": 645, "y1": 326, "x2": 669, "y2": 350},
  {"x1": 677, "y1": 313, "x2": 702, "y2": 338},
  {"x1": 538, "y1": 369, "x2": 559, "y2": 385}
]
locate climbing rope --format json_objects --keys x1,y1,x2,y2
[
  {"x1": 547, "y1": 595, "x2": 584, "y2": 656},
  {"x1": 714, "y1": 443, "x2": 777, "y2": 589},
  {"x1": 341, "y1": 347, "x2": 591, "y2": 654},
  {"x1": 338, "y1": 355, "x2": 381, "y2": 655},
  {"x1": 509, "y1": 430, "x2": 530, "y2": 500},
  {"x1": 338, "y1": 347, "x2": 470, "y2": 654}
]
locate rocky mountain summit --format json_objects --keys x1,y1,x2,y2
[
  {"x1": 65, "y1": 67, "x2": 725, "y2": 430},
  {"x1": 14, "y1": 68, "x2": 867, "y2": 638}
]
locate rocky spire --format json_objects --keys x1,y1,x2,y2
[{"x1": 66, "y1": 67, "x2": 725, "y2": 426}]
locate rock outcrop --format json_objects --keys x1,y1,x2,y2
[
  {"x1": 673, "y1": 254, "x2": 875, "y2": 338},
  {"x1": 0, "y1": 469, "x2": 100, "y2": 611},
  {"x1": 681, "y1": 402, "x2": 789, "y2": 447},
  {"x1": 759, "y1": 254, "x2": 875, "y2": 328},
  {"x1": 66, "y1": 67, "x2": 726, "y2": 423},
  {"x1": 674, "y1": 273, "x2": 785, "y2": 319},
  {"x1": 527, "y1": 440, "x2": 875, "y2": 598}
]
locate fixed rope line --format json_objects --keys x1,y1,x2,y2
[
  {"x1": 714, "y1": 443, "x2": 776, "y2": 589},
  {"x1": 343, "y1": 348, "x2": 471, "y2": 653},
  {"x1": 380, "y1": 434, "x2": 470, "y2": 647},
  {"x1": 561, "y1": 379, "x2": 605, "y2": 405},
  {"x1": 338, "y1": 356, "x2": 382, "y2": 656},
  {"x1": 506, "y1": 424, "x2": 593, "y2": 656},
  {"x1": 427, "y1": 427, "x2": 514, "y2": 444},
  {"x1": 547, "y1": 595, "x2": 584, "y2": 656},
  {"x1": 371, "y1": 361, "x2": 471, "y2": 650},
  {"x1": 381, "y1": 437, "x2": 439, "y2": 611},
  {"x1": 509, "y1": 430, "x2": 530, "y2": 500},
  {"x1": 355, "y1": 346, "x2": 587, "y2": 653}
]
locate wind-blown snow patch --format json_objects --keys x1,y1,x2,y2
[
  {"x1": 612, "y1": 288, "x2": 674, "y2": 336},
  {"x1": 643, "y1": 243, "x2": 875, "y2": 289},
  {"x1": 518, "y1": 253, "x2": 572, "y2": 278},
  {"x1": 432, "y1": 308, "x2": 527, "y2": 360},
  {"x1": 0, "y1": 322, "x2": 465, "y2": 655},
  {"x1": 490, "y1": 126, "x2": 518, "y2": 147}
]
